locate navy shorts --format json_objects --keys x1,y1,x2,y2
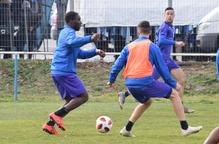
[
  {"x1": 127, "y1": 80, "x2": 172, "y2": 103},
  {"x1": 153, "y1": 59, "x2": 180, "y2": 79},
  {"x1": 52, "y1": 74, "x2": 86, "y2": 100}
]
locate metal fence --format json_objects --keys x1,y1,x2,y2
[
  {"x1": 0, "y1": 0, "x2": 54, "y2": 59},
  {"x1": 0, "y1": 0, "x2": 218, "y2": 61}
]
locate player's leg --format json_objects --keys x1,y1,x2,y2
[
  {"x1": 43, "y1": 96, "x2": 72, "y2": 133},
  {"x1": 171, "y1": 67, "x2": 186, "y2": 99},
  {"x1": 42, "y1": 75, "x2": 68, "y2": 134},
  {"x1": 122, "y1": 80, "x2": 201, "y2": 136},
  {"x1": 204, "y1": 127, "x2": 219, "y2": 144},
  {"x1": 169, "y1": 89, "x2": 186, "y2": 121},
  {"x1": 120, "y1": 80, "x2": 169, "y2": 137},
  {"x1": 120, "y1": 99, "x2": 152, "y2": 137},
  {"x1": 42, "y1": 95, "x2": 74, "y2": 134},
  {"x1": 63, "y1": 92, "x2": 88, "y2": 111},
  {"x1": 169, "y1": 88, "x2": 202, "y2": 136},
  {"x1": 51, "y1": 75, "x2": 88, "y2": 129},
  {"x1": 169, "y1": 61, "x2": 194, "y2": 113},
  {"x1": 43, "y1": 75, "x2": 87, "y2": 133},
  {"x1": 45, "y1": 92, "x2": 89, "y2": 133},
  {"x1": 118, "y1": 90, "x2": 130, "y2": 109},
  {"x1": 128, "y1": 99, "x2": 152, "y2": 123}
]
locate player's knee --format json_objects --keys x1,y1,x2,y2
[
  {"x1": 142, "y1": 99, "x2": 152, "y2": 109},
  {"x1": 170, "y1": 89, "x2": 180, "y2": 100},
  {"x1": 178, "y1": 74, "x2": 187, "y2": 85},
  {"x1": 84, "y1": 94, "x2": 89, "y2": 103},
  {"x1": 144, "y1": 99, "x2": 152, "y2": 106},
  {"x1": 84, "y1": 96, "x2": 89, "y2": 103},
  {"x1": 81, "y1": 92, "x2": 89, "y2": 103}
]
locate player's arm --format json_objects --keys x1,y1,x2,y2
[
  {"x1": 78, "y1": 49, "x2": 105, "y2": 59},
  {"x1": 108, "y1": 46, "x2": 129, "y2": 84},
  {"x1": 66, "y1": 33, "x2": 100, "y2": 48},
  {"x1": 149, "y1": 43, "x2": 177, "y2": 88},
  {"x1": 78, "y1": 48, "x2": 96, "y2": 59},
  {"x1": 158, "y1": 26, "x2": 175, "y2": 45},
  {"x1": 159, "y1": 34, "x2": 176, "y2": 45},
  {"x1": 159, "y1": 27, "x2": 185, "y2": 47},
  {"x1": 66, "y1": 31, "x2": 92, "y2": 47}
]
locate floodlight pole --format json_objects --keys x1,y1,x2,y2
[
  {"x1": 14, "y1": 54, "x2": 18, "y2": 101},
  {"x1": 69, "y1": 0, "x2": 74, "y2": 11},
  {"x1": 168, "y1": 0, "x2": 172, "y2": 7}
]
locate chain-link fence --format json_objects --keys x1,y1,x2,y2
[
  {"x1": 0, "y1": 0, "x2": 54, "y2": 59},
  {"x1": 0, "y1": 0, "x2": 219, "y2": 61}
]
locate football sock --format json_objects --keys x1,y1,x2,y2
[
  {"x1": 180, "y1": 121, "x2": 189, "y2": 130},
  {"x1": 55, "y1": 107, "x2": 69, "y2": 117},
  {"x1": 126, "y1": 121, "x2": 134, "y2": 131},
  {"x1": 47, "y1": 118, "x2": 55, "y2": 126},
  {"x1": 125, "y1": 91, "x2": 130, "y2": 97}
]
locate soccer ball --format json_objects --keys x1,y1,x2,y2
[{"x1": 96, "y1": 116, "x2": 113, "y2": 133}]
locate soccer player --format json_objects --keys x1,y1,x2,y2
[
  {"x1": 108, "y1": 21, "x2": 202, "y2": 137},
  {"x1": 118, "y1": 7, "x2": 194, "y2": 114},
  {"x1": 42, "y1": 11, "x2": 105, "y2": 135},
  {"x1": 204, "y1": 127, "x2": 219, "y2": 144}
]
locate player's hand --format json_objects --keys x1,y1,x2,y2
[
  {"x1": 91, "y1": 33, "x2": 100, "y2": 42},
  {"x1": 96, "y1": 49, "x2": 106, "y2": 58},
  {"x1": 107, "y1": 81, "x2": 115, "y2": 88},
  {"x1": 175, "y1": 82, "x2": 182, "y2": 91},
  {"x1": 175, "y1": 41, "x2": 185, "y2": 48}
]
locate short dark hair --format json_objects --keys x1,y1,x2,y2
[
  {"x1": 137, "y1": 21, "x2": 151, "y2": 34},
  {"x1": 165, "y1": 7, "x2": 174, "y2": 12},
  {"x1": 65, "y1": 11, "x2": 79, "y2": 23}
]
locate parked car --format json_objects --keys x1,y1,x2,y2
[{"x1": 196, "y1": 6, "x2": 219, "y2": 53}]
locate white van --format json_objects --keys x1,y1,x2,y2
[{"x1": 196, "y1": 6, "x2": 219, "y2": 53}]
